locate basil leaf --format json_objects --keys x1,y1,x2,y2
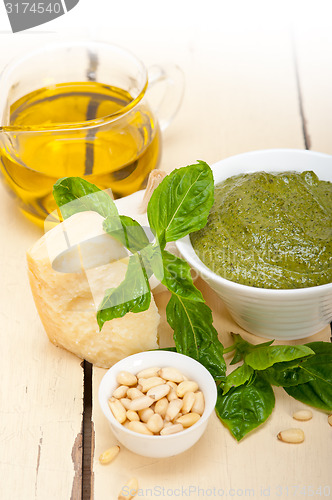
[
  {"x1": 147, "y1": 161, "x2": 214, "y2": 247},
  {"x1": 166, "y1": 294, "x2": 226, "y2": 381},
  {"x1": 159, "y1": 250, "x2": 205, "y2": 302},
  {"x1": 260, "y1": 358, "x2": 315, "y2": 387},
  {"x1": 97, "y1": 254, "x2": 151, "y2": 330},
  {"x1": 222, "y1": 364, "x2": 254, "y2": 395},
  {"x1": 284, "y1": 342, "x2": 332, "y2": 411},
  {"x1": 103, "y1": 214, "x2": 150, "y2": 253},
  {"x1": 230, "y1": 334, "x2": 274, "y2": 365},
  {"x1": 53, "y1": 177, "x2": 117, "y2": 219},
  {"x1": 216, "y1": 374, "x2": 275, "y2": 441},
  {"x1": 245, "y1": 345, "x2": 314, "y2": 370}
]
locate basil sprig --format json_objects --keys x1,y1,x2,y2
[
  {"x1": 217, "y1": 334, "x2": 332, "y2": 441},
  {"x1": 53, "y1": 162, "x2": 226, "y2": 381}
]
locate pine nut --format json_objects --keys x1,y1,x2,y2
[
  {"x1": 277, "y1": 428, "x2": 305, "y2": 443},
  {"x1": 137, "y1": 367, "x2": 161, "y2": 379},
  {"x1": 138, "y1": 408, "x2": 154, "y2": 423},
  {"x1": 112, "y1": 385, "x2": 128, "y2": 399},
  {"x1": 293, "y1": 410, "x2": 313, "y2": 421},
  {"x1": 127, "y1": 421, "x2": 153, "y2": 435},
  {"x1": 328, "y1": 414, "x2": 332, "y2": 426},
  {"x1": 147, "y1": 384, "x2": 171, "y2": 401},
  {"x1": 176, "y1": 381, "x2": 199, "y2": 398},
  {"x1": 192, "y1": 391, "x2": 205, "y2": 415},
  {"x1": 127, "y1": 388, "x2": 144, "y2": 400},
  {"x1": 108, "y1": 399, "x2": 127, "y2": 424},
  {"x1": 120, "y1": 398, "x2": 132, "y2": 410},
  {"x1": 160, "y1": 423, "x2": 184, "y2": 435},
  {"x1": 176, "y1": 412, "x2": 201, "y2": 428},
  {"x1": 154, "y1": 397, "x2": 168, "y2": 418},
  {"x1": 167, "y1": 389, "x2": 179, "y2": 402},
  {"x1": 147, "y1": 413, "x2": 164, "y2": 433},
  {"x1": 126, "y1": 410, "x2": 140, "y2": 422},
  {"x1": 99, "y1": 445, "x2": 120, "y2": 465},
  {"x1": 167, "y1": 381, "x2": 178, "y2": 390},
  {"x1": 139, "y1": 376, "x2": 166, "y2": 393},
  {"x1": 118, "y1": 477, "x2": 139, "y2": 500},
  {"x1": 165, "y1": 399, "x2": 183, "y2": 422},
  {"x1": 182, "y1": 391, "x2": 195, "y2": 414},
  {"x1": 116, "y1": 371, "x2": 137, "y2": 387},
  {"x1": 159, "y1": 367, "x2": 184, "y2": 383},
  {"x1": 129, "y1": 395, "x2": 154, "y2": 412}
]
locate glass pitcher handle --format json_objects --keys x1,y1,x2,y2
[{"x1": 147, "y1": 64, "x2": 185, "y2": 132}]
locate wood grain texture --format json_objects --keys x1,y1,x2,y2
[{"x1": 0, "y1": 176, "x2": 84, "y2": 497}]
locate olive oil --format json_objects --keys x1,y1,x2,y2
[{"x1": 0, "y1": 82, "x2": 161, "y2": 225}]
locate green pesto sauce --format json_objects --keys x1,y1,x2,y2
[{"x1": 190, "y1": 171, "x2": 332, "y2": 289}]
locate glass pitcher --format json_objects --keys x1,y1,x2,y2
[{"x1": 0, "y1": 41, "x2": 184, "y2": 225}]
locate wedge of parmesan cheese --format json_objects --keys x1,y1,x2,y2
[{"x1": 27, "y1": 211, "x2": 160, "y2": 368}]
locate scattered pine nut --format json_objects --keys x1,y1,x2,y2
[
  {"x1": 118, "y1": 477, "x2": 139, "y2": 500},
  {"x1": 293, "y1": 410, "x2": 313, "y2": 421},
  {"x1": 99, "y1": 445, "x2": 120, "y2": 465},
  {"x1": 328, "y1": 414, "x2": 332, "y2": 426},
  {"x1": 277, "y1": 428, "x2": 305, "y2": 444}
]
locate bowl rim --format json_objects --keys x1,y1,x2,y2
[
  {"x1": 176, "y1": 148, "x2": 332, "y2": 296},
  {"x1": 98, "y1": 350, "x2": 217, "y2": 440}
]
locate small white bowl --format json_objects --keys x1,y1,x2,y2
[
  {"x1": 98, "y1": 350, "x2": 217, "y2": 458},
  {"x1": 176, "y1": 149, "x2": 332, "y2": 340}
]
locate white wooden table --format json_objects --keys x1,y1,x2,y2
[{"x1": 1, "y1": 6, "x2": 332, "y2": 499}]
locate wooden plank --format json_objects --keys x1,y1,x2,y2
[
  {"x1": 293, "y1": 19, "x2": 332, "y2": 154},
  {"x1": 0, "y1": 34, "x2": 84, "y2": 500},
  {"x1": 91, "y1": 27, "x2": 332, "y2": 500}
]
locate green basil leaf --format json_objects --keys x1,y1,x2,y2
[
  {"x1": 230, "y1": 334, "x2": 274, "y2": 365},
  {"x1": 147, "y1": 161, "x2": 214, "y2": 247},
  {"x1": 53, "y1": 177, "x2": 117, "y2": 219},
  {"x1": 284, "y1": 342, "x2": 332, "y2": 411},
  {"x1": 260, "y1": 358, "x2": 315, "y2": 387},
  {"x1": 159, "y1": 250, "x2": 205, "y2": 302},
  {"x1": 216, "y1": 374, "x2": 275, "y2": 441},
  {"x1": 103, "y1": 214, "x2": 150, "y2": 253},
  {"x1": 245, "y1": 345, "x2": 314, "y2": 370},
  {"x1": 222, "y1": 364, "x2": 254, "y2": 395},
  {"x1": 166, "y1": 294, "x2": 226, "y2": 381},
  {"x1": 97, "y1": 254, "x2": 151, "y2": 330}
]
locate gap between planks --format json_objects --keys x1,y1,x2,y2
[{"x1": 82, "y1": 361, "x2": 94, "y2": 500}]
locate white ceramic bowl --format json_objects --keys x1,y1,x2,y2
[
  {"x1": 176, "y1": 149, "x2": 332, "y2": 340},
  {"x1": 98, "y1": 350, "x2": 217, "y2": 458}
]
